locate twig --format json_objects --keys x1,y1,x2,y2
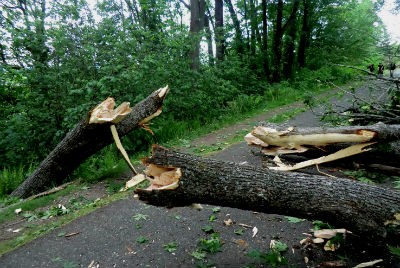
[{"x1": 25, "y1": 182, "x2": 74, "y2": 201}]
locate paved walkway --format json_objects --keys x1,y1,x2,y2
[{"x1": 0, "y1": 80, "x2": 394, "y2": 267}]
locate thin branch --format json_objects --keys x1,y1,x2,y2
[
  {"x1": 179, "y1": 0, "x2": 190, "y2": 10},
  {"x1": 334, "y1": 64, "x2": 400, "y2": 84}
]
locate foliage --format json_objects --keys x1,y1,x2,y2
[
  {"x1": 163, "y1": 242, "x2": 178, "y2": 253},
  {"x1": 248, "y1": 244, "x2": 288, "y2": 267},
  {"x1": 285, "y1": 216, "x2": 306, "y2": 223},
  {"x1": 342, "y1": 169, "x2": 387, "y2": 184},
  {"x1": 132, "y1": 213, "x2": 149, "y2": 221},
  {"x1": 0, "y1": 165, "x2": 33, "y2": 197},
  {"x1": 198, "y1": 233, "x2": 223, "y2": 254},
  {"x1": 136, "y1": 236, "x2": 149, "y2": 244},
  {"x1": 313, "y1": 220, "x2": 333, "y2": 230},
  {"x1": 388, "y1": 245, "x2": 400, "y2": 258},
  {"x1": 0, "y1": 0, "x2": 384, "y2": 196}
]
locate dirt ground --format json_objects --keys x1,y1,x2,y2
[{"x1": 0, "y1": 81, "x2": 399, "y2": 267}]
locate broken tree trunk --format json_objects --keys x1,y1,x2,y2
[
  {"x1": 136, "y1": 145, "x2": 400, "y2": 242},
  {"x1": 11, "y1": 87, "x2": 169, "y2": 198},
  {"x1": 245, "y1": 123, "x2": 400, "y2": 171},
  {"x1": 245, "y1": 122, "x2": 400, "y2": 155}
]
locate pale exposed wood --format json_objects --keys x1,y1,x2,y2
[
  {"x1": 270, "y1": 142, "x2": 374, "y2": 171},
  {"x1": 110, "y1": 125, "x2": 137, "y2": 175}
]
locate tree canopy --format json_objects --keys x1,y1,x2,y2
[{"x1": 0, "y1": 0, "x2": 393, "y2": 170}]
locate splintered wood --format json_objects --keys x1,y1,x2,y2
[{"x1": 245, "y1": 125, "x2": 377, "y2": 171}]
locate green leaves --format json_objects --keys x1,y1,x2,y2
[
  {"x1": 198, "y1": 233, "x2": 223, "y2": 254},
  {"x1": 284, "y1": 216, "x2": 305, "y2": 223},
  {"x1": 132, "y1": 213, "x2": 149, "y2": 221},
  {"x1": 136, "y1": 236, "x2": 148, "y2": 244},
  {"x1": 163, "y1": 242, "x2": 178, "y2": 253}
]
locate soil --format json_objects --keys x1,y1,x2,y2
[{"x1": 0, "y1": 80, "x2": 399, "y2": 267}]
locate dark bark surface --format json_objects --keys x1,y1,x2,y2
[
  {"x1": 215, "y1": 0, "x2": 224, "y2": 61},
  {"x1": 136, "y1": 145, "x2": 400, "y2": 242},
  {"x1": 298, "y1": 0, "x2": 311, "y2": 68},
  {"x1": 12, "y1": 89, "x2": 168, "y2": 198},
  {"x1": 272, "y1": 0, "x2": 283, "y2": 82},
  {"x1": 189, "y1": 0, "x2": 205, "y2": 70}
]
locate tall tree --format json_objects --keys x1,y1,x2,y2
[
  {"x1": 189, "y1": 0, "x2": 206, "y2": 70},
  {"x1": 271, "y1": 0, "x2": 283, "y2": 82},
  {"x1": 297, "y1": 0, "x2": 311, "y2": 68},
  {"x1": 261, "y1": 0, "x2": 269, "y2": 77},
  {"x1": 215, "y1": 0, "x2": 224, "y2": 61},
  {"x1": 204, "y1": 13, "x2": 214, "y2": 64},
  {"x1": 249, "y1": 0, "x2": 257, "y2": 56},
  {"x1": 224, "y1": 0, "x2": 244, "y2": 54},
  {"x1": 283, "y1": 0, "x2": 300, "y2": 78}
]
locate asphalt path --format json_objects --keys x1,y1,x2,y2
[{"x1": 0, "y1": 79, "x2": 397, "y2": 268}]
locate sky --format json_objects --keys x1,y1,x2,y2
[{"x1": 378, "y1": 0, "x2": 400, "y2": 43}]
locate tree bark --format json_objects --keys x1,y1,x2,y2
[
  {"x1": 204, "y1": 14, "x2": 214, "y2": 65},
  {"x1": 298, "y1": 0, "x2": 311, "y2": 68},
  {"x1": 261, "y1": 0, "x2": 269, "y2": 78},
  {"x1": 189, "y1": 0, "x2": 206, "y2": 70},
  {"x1": 272, "y1": 0, "x2": 283, "y2": 82},
  {"x1": 11, "y1": 88, "x2": 169, "y2": 198},
  {"x1": 283, "y1": 0, "x2": 300, "y2": 78},
  {"x1": 249, "y1": 0, "x2": 256, "y2": 56},
  {"x1": 136, "y1": 145, "x2": 400, "y2": 242},
  {"x1": 215, "y1": 0, "x2": 224, "y2": 62}
]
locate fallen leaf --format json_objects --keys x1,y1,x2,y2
[
  {"x1": 313, "y1": 238, "x2": 325, "y2": 244},
  {"x1": 12, "y1": 228, "x2": 21, "y2": 233},
  {"x1": 65, "y1": 232, "x2": 80, "y2": 238},
  {"x1": 88, "y1": 260, "x2": 100, "y2": 268},
  {"x1": 252, "y1": 226, "x2": 258, "y2": 237},
  {"x1": 323, "y1": 240, "x2": 339, "y2": 251},
  {"x1": 300, "y1": 237, "x2": 312, "y2": 245},
  {"x1": 353, "y1": 259, "x2": 383, "y2": 268},
  {"x1": 304, "y1": 257, "x2": 309, "y2": 264},
  {"x1": 15, "y1": 208, "x2": 22, "y2": 214},
  {"x1": 234, "y1": 239, "x2": 249, "y2": 249},
  {"x1": 224, "y1": 219, "x2": 233, "y2": 226},
  {"x1": 190, "y1": 203, "x2": 203, "y2": 210}
]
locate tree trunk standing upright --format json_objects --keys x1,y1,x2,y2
[
  {"x1": 215, "y1": 0, "x2": 224, "y2": 62},
  {"x1": 204, "y1": 14, "x2": 214, "y2": 65},
  {"x1": 298, "y1": 0, "x2": 311, "y2": 68},
  {"x1": 249, "y1": 0, "x2": 257, "y2": 56},
  {"x1": 261, "y1": 0, "x2": 270, "y2": 78},
  {"x1": 272, "y1": 0, "x2": 283, "y2": 82},
  {"x1": 283, "y1": 0, "x2": 300, "y2": 78},
  {"x1": 224, "y1": 0, "x2": 244, "y2": 55},
  {"x1": 189, "y1": 0, "x2": 206, "y2": 70}
]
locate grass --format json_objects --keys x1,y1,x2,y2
[{"x1": 0, "y1": 189, "x2": 133, "y2": 255}]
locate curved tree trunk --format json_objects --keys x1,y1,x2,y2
[
  {"x1": 136, "y1": 145, "x2": 400, "y2": 243},
  {"x1": 11, "y1": 88, "x2": 168, "y2": 198}
]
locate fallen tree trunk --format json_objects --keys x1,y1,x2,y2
[
  {"x1": 246, "y1": 122, "x2": 400, "y2": 155},
  {"x1": 11, "y1": 87, "x2": 169, "y2": 198},
  {"x1": 136, "y1": 145, "x2": 400, "y2": 242}
]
